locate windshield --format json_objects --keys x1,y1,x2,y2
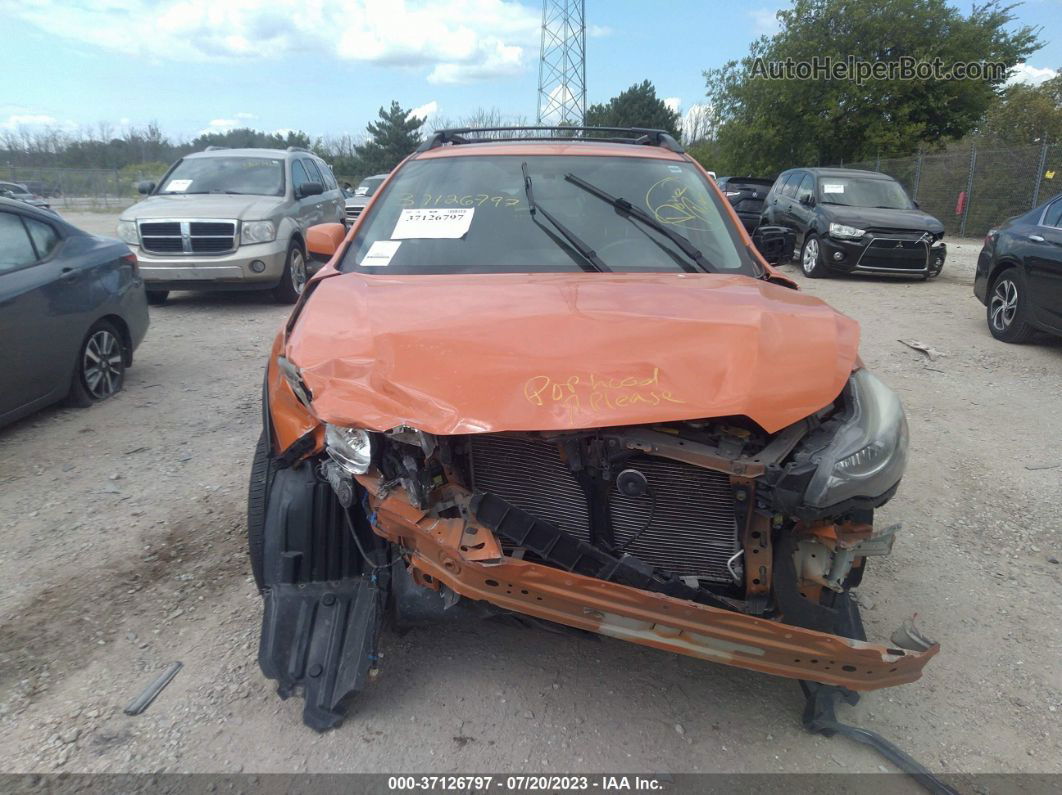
[
  {"x1": 356, "y1": 176, "x2": 385, "y2": 197},
  {"x1": 157, "y1": 156, "x2": 285, "y2": 196},
  {"x1": 340, "y1": 155, "x2": 757, "y2": 276},
  {"x1": 817, "y1": 177, "x2": 913, "y2": 209}
]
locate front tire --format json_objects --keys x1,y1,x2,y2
[
  {"x1": 247, "y1": 432, "x2": 273, "y2": 590},
  {"x1": 987, "y1": 269, "x2": 1035, "y2": 343},
  {"x1": 272, "y1": 240, "x2": 307, "y2": 304},
  {"x1": 800, "y1": 234, "x2": 826, "y2": 278},
  {"x1": 67, "y1": 320, "x2": 126, "y2": 408}
]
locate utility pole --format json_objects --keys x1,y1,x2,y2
[{"x1": 536, "y1": 0, "x2": 587, "y2": 126}]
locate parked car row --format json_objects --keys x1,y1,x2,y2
[{"x1": 718, "y1": 165, "x2": 1060, "y2": 344}]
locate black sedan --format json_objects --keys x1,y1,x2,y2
[
  {"x1": 975, "y1": 193, "x2": 1062, "y2": 343},
  {"x1": 0, "y1": 197, "x2": 149, "y2": 428}
]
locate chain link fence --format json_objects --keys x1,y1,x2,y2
[
  {"x1": 1, "y1": 165, "x2": 168, "y2": 211},
  {"x1": 841, "y1": 140, "x2": 1061, "y2": 238}
]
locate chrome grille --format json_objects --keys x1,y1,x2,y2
[
  {"x1": 468, "y1": 435, "x2": 740, "y2": 582},
  {"x1": 857, "y1": 236, "x2": 929, "y2": 271},
  {"x1": 345, "y1": 205, "x2": 363, "y2": 222},
  {"x1": 138, "y1": 219, "x2": 238, "y2": 255}
]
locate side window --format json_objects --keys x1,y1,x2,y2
[
  {"x1": 796, "y1": 174, "x2": 815, "y2": 202},
  {"x1": 24, "y1": 217, "x2": 60, "y2": 259},
  {"x1": 317, "y1": 162, "x2": 338, "y2": 191},
  {"x1": 1042, "y1": 198, "x2": 1062, "y2": 229},
  {"x1": 301, "y1": 159, "x2": 323, "y2": 186},
  {"x1": 291, "y1": 160, "x2": 310, "y2": 195},
  {"x1": 781, "y1": 173, "x2": 802, "y2": 198},
  {"x1": 0, "y1": 212, "x2": 39, "y2": 272}
]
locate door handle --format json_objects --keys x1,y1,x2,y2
[
  {"x1": 60, "y1": 267, "x2": 79, "y2": 283},
  {"x1": 1029, "y1": 234, "x2": 1045, "y2": 243}
]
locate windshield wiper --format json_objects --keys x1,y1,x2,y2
[
  {"x1": 522, "y1": 162, "x2": 610, "y2": 273},
  {"x1": 563, "y1": 173, "x2": 710, "y2": 273}
]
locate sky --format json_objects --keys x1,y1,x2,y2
[{"x1": 0, "y1": 0, "x2": 1060, "y2": 143}]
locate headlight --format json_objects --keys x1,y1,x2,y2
[
  {"x1": 828, "y1": 222, "x2": 865, "y2": 240},
  {"x1": 804, "y1": 369, "x2": 908, "y2": 509},
  {"x1": 241, "y1": 220, "x2": 276, "y2": 245},
  {"x1": 117, "y1": 220, "x2": 139, "y2": 245},
  {"x1": 324, "y1": 424, "x2": 373, "y2": 475}
]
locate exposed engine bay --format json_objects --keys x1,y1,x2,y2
[{"x1": 255, "y1": 369, "x2": 939, "y2": 736}]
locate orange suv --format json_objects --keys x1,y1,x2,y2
[{"x1": 248, "y1": 127, "x2": 937, "y2": 731}]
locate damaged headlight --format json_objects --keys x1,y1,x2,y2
[
  {"x1": 324, "y1": 424, "x2": 374, "y2": 475},
  {"x1": 804, "y1": 370, "x2": 908, "y2": 509}
]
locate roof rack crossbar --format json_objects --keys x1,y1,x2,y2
[{"x1": 415, "y1": 126, "x2": 683, "y2": 154}]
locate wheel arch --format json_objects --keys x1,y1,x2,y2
[
  {"x1": 95, "y1": 313, "x2": 133, "y2": 366},
  {"x1": 987, "y1": 256, "x2": 1022, "y2": 290}
]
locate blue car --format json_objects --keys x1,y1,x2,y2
[{"x1": 0, "y1": 197, "x2": 149, "y2": 428}]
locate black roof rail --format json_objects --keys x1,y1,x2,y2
[
  {"x1": 203, "y1": 145, "x2": 229, "y2": 151},
  {"x1": 415, "y1": 126, "x2": 684, "y2": 154},
  {"x1": 286, "y1": 146, "x2": 311, "y2": 153}
]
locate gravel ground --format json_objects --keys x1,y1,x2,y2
[{"x1": 0, "y1": 213, "x2": 1059, "y2": 777}]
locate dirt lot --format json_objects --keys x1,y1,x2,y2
[{"x1": 1, "y1": 211, "x2": 1059, "y2": 777}]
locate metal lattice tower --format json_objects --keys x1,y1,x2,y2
[{"x1": 536, "y1": 0, "x2": 587, "y2": 125}]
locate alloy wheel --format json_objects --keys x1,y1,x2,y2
[
  {"x1": 989, "y1": 278, "x2": 1018, "y2": 332},
  {"x1": 290, "y1": 248, "x2": 307, "y2": 294},
  {"x1": 802, "y1": 238, "x2": 819, "y2": 275},
  {"x1": 83, "y1": 329, "x2": 123, "y2": 399}
]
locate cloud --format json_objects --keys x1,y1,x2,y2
[
  {"x1": 749, "y1": 8, "x2": 781, "y2": 36},
  {"x1": 588, "y1": 24, "x2": 613, "y2": 38},
  {"x1": 195, "y1": 117, "x2": 248, "y2": 136},
  {"x1": 10, "y1": 0, "x2": 541, "y2": 84},
  {"x1": 408, "y1": 101, "x2": 439, "y2": 121},
  {"x1": 235, "y1": 112, "x2": 258, "y2": 120},
  {"x1": 1007, "y1": 63, "x2": 1058, "y2": 87},
  {"x1": 663, "y1": 97, "x2": 682, "y2": 113},
  {"x1": 2, "y1": 113, "x2": 59, "y2": 129}
]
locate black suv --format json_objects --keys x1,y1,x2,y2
[
  {"x1": 761, "y1": 167, "x2": 946, "y2": 279},
  {"x1": 716, "y1": 176, "x2": 774, "y2": 234}
]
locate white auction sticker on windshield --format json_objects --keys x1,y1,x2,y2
[
  {"x1": 391, "y1": 208, "x2": 474, "y2": 239},
  {"x1": 165, "y1": 179, "x2": 193, "y2": 192},
  {"x1": 822, "y1": 183, "x2": 845, "y2": 193},
  {"x1": 361, "y1": 240, "x2": 401, "y2": 267}
]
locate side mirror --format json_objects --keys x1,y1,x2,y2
[
  {"x1": 297, "y1": 182, "x2": 324, "y2": 200},
  {"x1": 137, "y1": 181, "x2": 155, "y2": 195},
  {"x1": 306, "y1": 223, "x2": 346, "y2": 262},
  {"x1": 799, "y1": 194, "x2": 815, "y2": 207},
  {"x1": 912, "y1": 199, "x2": 920, "y2": 209},
  {"x1": 751, "y1": 225, "x2": 796, "y2": 265}
]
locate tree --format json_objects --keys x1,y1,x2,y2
[
  {"x1": 353, "y1": 101, "x2": 426, "y2": 175},
  {"x1": 983, "y1": 71, "x2": 1062, "y2": 144},
  {"x1": 704, "y1": 0, "x2": 1041, "y2": 174},
  {"x1": 585, "y1": 81, "x2": 681, "y2": 138}
]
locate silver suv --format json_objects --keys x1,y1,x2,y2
[{"x1": 117, "y1": 147, "x2": 345, "y2": 304}]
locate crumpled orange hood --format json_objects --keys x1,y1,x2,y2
[{"x1": 287, "y1": 271, "x2": 859, "y2": 435}]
